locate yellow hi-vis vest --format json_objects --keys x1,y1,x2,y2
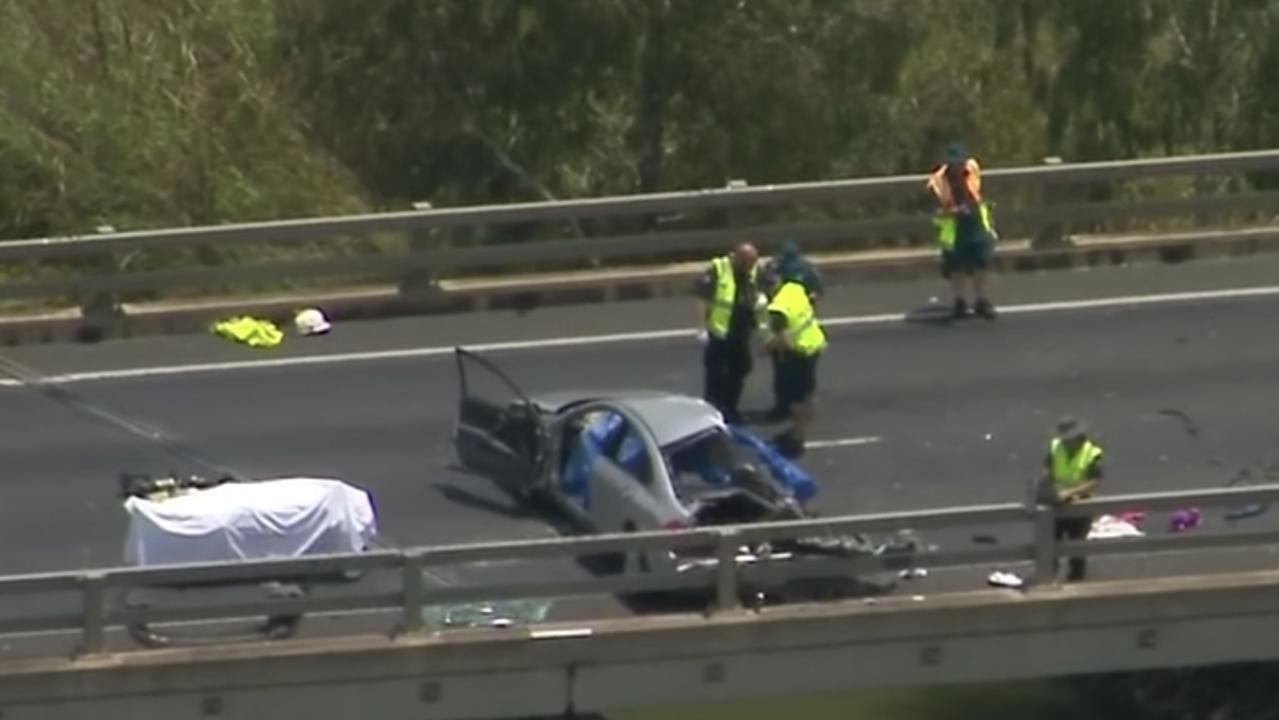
[
  {"x1": 706, "y1": 256, "x2": 757, "y2": 338},
  {"x1": 926, "y1": 161, "x2": 995, "y2": 250},
  {"x1": 932, "y1": 203, "x2": 995, "y2": 250},
  {"x1": 211, "y1": 316, "x2": 284, "y2": 348},
  {"x1": 1049, "y1": 438, "x2": 1103, "y2": 490},
  {"x1": 766, "y1": 281, "x2": 827, "y2": 356}
]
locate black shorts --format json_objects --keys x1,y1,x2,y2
[
  {"x1": 940, "y1": 216, "x2": 992, "y2": 278},
  {"x1": 776, "y1": 351, "x2": 819, "y2": 405}
]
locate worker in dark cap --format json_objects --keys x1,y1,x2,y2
[
  {"x1": 925, "y1": 143, "x2": 998, "y2": 320},
  {"x1": 759, "y1": 267, "x2": 827, "y2": 458},
  {"x1": 764, "y1": 240, "x2": 823, "y2": 303},
  {"x1": 1040, "y1": 416, "x2": 1105, "y2": 581},
  {"x1": 761, "y1": 241, "x2": 823, "y2": 421},
  {"x1": 694, "y1": 242, "x2": 763, "y2": 424}
]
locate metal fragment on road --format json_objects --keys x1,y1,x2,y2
[{"x1": 1156, "y1": 408, "x2": 1201, "y2": 438}]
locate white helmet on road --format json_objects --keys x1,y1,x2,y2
[{"x1": 293, "y1": 307, "x2": 331, "y2": 336}]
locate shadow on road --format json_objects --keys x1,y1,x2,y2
[
  {"x1": 902, "y1": 303, "x2": 999, "y2": 327},
  {"x1": 433, "y1": 481, "x2": 535, "y2": 521}
]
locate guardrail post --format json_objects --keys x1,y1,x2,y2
[
  {"x1": 398, "y1": 550, "x2": 426, "y2": 635},
  {"x1": 77, "y1": 571, "x2": 107, "y2": 656},
  {"x1": 78, "y1": 290, "x2": 125, "y2": 343},
  {"x1": 1032, "y1": 156, "x2": 1071, "y2": 249},
  {"x1": 1033, "y1": 504, "x2": 1058, "y2": 586},
  {"x1": 714, "y1": 530, "x2": 741, "y2": 613},
  {"x1": 75, "y1": 225, "x2": 126, "y2": 342}
]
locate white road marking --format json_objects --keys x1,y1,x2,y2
[
  {"x1": 805, "y1": 436, "x2": 883, "y2": 450},
  {"x1": 3, "y1": 283, "x2": 1279, "y2": 387}
]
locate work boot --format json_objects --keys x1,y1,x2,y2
[
  {"x1": 951, "y1": 298, "x2": 969, "y2": 319},
  {"x1": 772, "y1": 431, "x2": 805, "y2": 459},
  {"x1": 974, "y1": 298, "x2": 998, "y2": 320}
]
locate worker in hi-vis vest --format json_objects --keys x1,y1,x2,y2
[
  {"x1": 1039, "y1": 416, "x2": 1104, "y2": 581},
  {"x1": 925, "y1": 143, "x2": 998, "y2": 320},
  {"x1": 759, "y1": 241, "x2": 823, "y2": 422},
  {"x1": 695, "y1": 243, "x2": 763, "y2": 425},
  {"x1": 761, "y1": 272, "x2": 828, "y2": 459}
]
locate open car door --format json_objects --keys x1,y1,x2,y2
[{"x1": 452, "y1": 348, "x2": 546, "y2": 495}]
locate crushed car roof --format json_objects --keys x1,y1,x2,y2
[{"x1": 528, "y1": 390, "x2": 725, "y2": 448}]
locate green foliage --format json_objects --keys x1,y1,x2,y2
[
  {"x1": 0, "y1": 0, "x2": 366, "y2": 240},
  {"x1": 3, "y1": 0, "x2": 1279, "y2": 246}
]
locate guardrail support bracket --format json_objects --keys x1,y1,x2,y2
[
  {"x1": 78, "y1": 292, "x2": 124, "y2": 343},
  {"x1": 75, "y1": 571, "x2": 108, "y2": 657},
  {"x1": 398, "y1": 550, "x2": 426, "y2": 636},
  {"x1": 1032, "y1": 505, "x2": 1058, "y2": 586},
  {"x1": 713, "y1": 530, "x2": 741, "y2": 613}
]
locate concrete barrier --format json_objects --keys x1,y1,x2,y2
[
  {"x1": 5, "y1": 568, "x2": 1279, "y2": 719},
  {"x1": 1, "y1": 225, "x2": 1278, "y2": 347}
]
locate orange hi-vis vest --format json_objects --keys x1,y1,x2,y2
[{"x1": 926, "y1": 158, "x2": 983, "y2": 212}]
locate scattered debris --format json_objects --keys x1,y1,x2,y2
[
  {"x1": 422, "y1": 599, "x2": 551, "y2": 629},
  {"x1": 1156, "y1": 408, "x2": 1201, "y2": 438},
  {"x1": 1088, "y1": 515, "x2": 1145, "y2": 539},
  {"x1": 987, "y1": 571, "x2": 1025, "y2": 589},
  {"x1": 1116, "y1": 511, "x2": 1146, "y2": 526},
  {"x1": 1169, "y1": 507, "x2": 1202, "y2": 532},
  {"x1": 1224, "y1": 468, "x2": 1269, "y2": 520}
]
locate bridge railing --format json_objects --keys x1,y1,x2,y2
[
  {"x1": 3, "y1": 148, "x2": 1278, "y2": 321},
  {"x1": 1, "y1": 481, "x2": 1276, "y2": 658}
]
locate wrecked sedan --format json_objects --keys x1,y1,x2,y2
[{"x1": 450, "y1": 347, "x2": 919, "y2": 597}]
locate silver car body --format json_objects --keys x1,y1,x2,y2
[{"x1": 450, "y1": 348, "x2": 823, "y2": 574}]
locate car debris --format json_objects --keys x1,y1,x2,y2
[{"x1": 450, "y1": 347, "x2": 925, "y2": 606}]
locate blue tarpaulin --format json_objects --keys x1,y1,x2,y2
[
  {"x1": 561, "y1": 412, "x2": 818, "y2": 507},
  {"x1": 727, "y1": 425, "x2": 818, "y2": 503},
  {"x1": 561, "y1": 412, "x2": 649, "y2": 507}
]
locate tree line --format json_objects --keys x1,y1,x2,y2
[
  {"x1": 2, "y1": 0, "x2": 1277, "y2": 242},
  {"x1": 2, "y1": 2, "x2": 1279, "y2": 715}
]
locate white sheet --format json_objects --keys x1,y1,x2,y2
[
  {"x1": 1087, "y1": 514, "x2": 1145, "y2": 540},
  {"x1": 122, "y1": 477, "x2": 378, "y2": 567}
]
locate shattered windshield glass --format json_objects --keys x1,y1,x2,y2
[
  {"x1": 419, "y1": 566, "x2": 554, "y2": 628},
  {"x1": 421, "y1": 598, "x2": 553, "y2": 628}
]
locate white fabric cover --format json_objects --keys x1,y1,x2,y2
[
  {"x1": 122, "y1": 477, "x2": 378, "y2": 567},
  {"x1": 1087, "y1": 514, "x2": 1145, "y2": 540}
]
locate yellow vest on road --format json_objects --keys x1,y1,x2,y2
[{"x1": 212, "y1": 316, "x2": 284, "y2": 348}]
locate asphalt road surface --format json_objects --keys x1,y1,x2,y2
[{"x1": 4, "y1": 254, "x2": 1279, "y2": 657}]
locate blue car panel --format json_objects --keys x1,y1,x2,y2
[{"x1": 726, "y1": 425, "x2": 818, "y2": 504}]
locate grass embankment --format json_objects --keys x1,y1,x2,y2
[
  {"x1": 0, "y1": 1, "x2": 373, "y2": 313},
  {"x1": 615, "y1": 679, "x2": 1126, "y2": 720}
]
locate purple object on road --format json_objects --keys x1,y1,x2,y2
[{"x1": 1169, "y1": 507, "x2": 1202, "y2": 532}]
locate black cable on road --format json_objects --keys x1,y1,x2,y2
[
  {"x1": 0, "y1": 350, "x2": 413, "y2": 549},
  {"x1": 0, "y1": 350, "x2": 249, "y2": 482}
]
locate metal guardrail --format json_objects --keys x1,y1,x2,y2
[
  {"x1": 3, "y1": 482, "x2": 1276, "y2": 658},
  {"x1": 3, "y1": 149, "x2": 1278, "y2": 320}
]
